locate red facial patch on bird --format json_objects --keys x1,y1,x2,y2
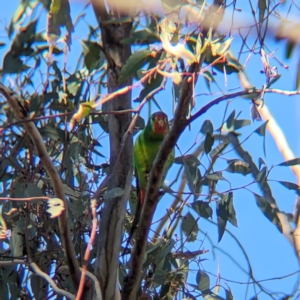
[{"x1": 153, "y1": 115, "x2": 168, "y2": 133}]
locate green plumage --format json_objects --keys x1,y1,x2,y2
[
  {"x1": 123, "y1": 112, "x2": 174, "y2": 255},
  {"x1": 134, "y1": 111, "x2": 174, "y2": 205}
]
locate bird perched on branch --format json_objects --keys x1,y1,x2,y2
[{"x1": 123, "y1": 111, "x2": 174, "y2": 255}]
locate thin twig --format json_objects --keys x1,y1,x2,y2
[
  {"x1": 0, "y1": 260, "x2": 75, "y2": 300},
  {"x1": 76, "y1": 200, "x2": 99, "y2": 300},
  {"x1": 0, "y1": 83, "x2": 81, "y2": 288}
]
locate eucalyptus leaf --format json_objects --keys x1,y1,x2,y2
[
  {"x1": 226, "y1": 160, "x2": 251, "y2": 175},
  {"x1": 103, "y1": 187, "x2": 125, "y2": 200},
  {"x1": 200, "y1": 120, "x2": 213, "y2": 134},
  {"x1": 210, "y1": 141, "x2": 229, "y2": 158},
  {"x1": 277, "y1": 158, "x2": 300, "y2": 167},
  {"x1": 254, "y1": 194, "x2": 282, "y2": 232},
  {"x1": 181, "y1": 212, "x2": 198, "y2": 242},
  {"x1": 119, "y1": 49, "x2": 153, "y2": 83},
  {"x1": 191, "y1": 201, "x2": 213, "y2": 219},
  {"x1": 204, "y1": 132, "x2": 214, "y2": 154},
  {"x1": 277, "y1": 180, "x2": 300, "y2": 196},
  {"x1": 196, "y1": 270, "x2": 210, "y2": 293}
]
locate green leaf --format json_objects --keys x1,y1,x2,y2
[
  {"x1": 92, "y1": 114, "x2": 109, "y2": 133},
  {"x1": 181, "y1": 212, "x2": 198, "y2": 242},
  {"x1": 216, "y1": 193, "x2": 237, "y2": 242},
  {"x1": 203, "y1": 70, "x2": 215, "y2": 92},
  {"x1": 206, "y1": 172, "x2": 223, "y2": 181},
  {"x1": 232, "y1": 119, "x2": 251, "y2": 130},
  {"x1": 250, "y1": 103, "x2": 262, "y2": 121},
  {"x1": 48, "y1": 0, "x2": 74, "y2": 44},
  {"x1": 119, "y1": 49, "x2": 153, "y2": 83},
  {"x1": 296, "y1": 58, "x2": 300, "y2": 90},
  {"x1": 174, "y1": 155, "x2": 201, "y2": 167},
  {"x1": 31, "y1": 274, "x2": 47, "y2": 299},
  {"x1": 137, "y1": 72, "x2": 164, "y2": 102},
  {"x1": 206, "y1": 51, "x2": 242, "y2": 74},
  {"x1": 81, "y1": 40, "x2": 104, "y2": 72},
  {"x1": 9, "y1": 283, "x2": 21, "y2": 299},
  {"x1": 225, "y1": 288, "x2": 234, "y2": 300},
  {"x1": 277, "y1": 158, "x2": 300, "y2": 167},
  {"x1": 10, "y1": 20, "x2": 37, "y2": 56},
  {"x1": 157, "y1": 239, "x2": 175, "y2": 262},
  {"x1": 25, "y1": 184, "x2": 44, "y2": 199},
  {"x1": 258, "y1": 0, "x2": 266, "y2": 24},
  {"x1": 0, "y1": 280, "x2": 9, "y2": 300},
  {"x1": 194, "y1": 176, "x2": 203, "y2": 201},
  {"x1": 9, "y1": 1, "x2": 28, "y2": 34},
  {"x1": 120, "y1": 29, "x2": 160, "y2": 45},
  {"x1": 226, "y1": 192, "x2": 237, "y2": 227},
  {"x1": 224, "y1": 52, "x2": 243, "y2": 73},
  {"x1": 134, "y1": 115, "x2": 145, "y2": 132},
  {"x1": 196, "y1": 270, "x2": 210, "y2": 293},
  {"x1": 221, "y1": 111, "x2": 251, "y2": 132},
  {"x1": 172, "y1": 81, "x2": 180, "y2": 103},
  {"x1": 277, "y1": 180, "x2": 300, "y2": 196},
  {"x1": 1, "y1": 51, "x2": 30, "y2": 74},
  {"x1": 38, "y1": 123, "x2": 67, "y2": 141},
  {"x1": 191, "y1": 201, "x2": 213, "y2": 219},
  {"x1": 258, "y1": 157, "x2": 266, "y2": 169},
  {"x1": 10, "y1": 220, "x2": 24, "y2": 257},
  {"x1": 200, "y1": 120, "x2": 213, "y2": 134},
  {"x1": 226, "y1": 160, "x2": 251, "y2": 175},
  {"x1": 204, "y1": 132, "x2": 214, "y2": 154},
  {"x1": 210, "y1": 140, "x2": 229, "y2": 158},
  {"x1": 225, "y1": 110, "x2": 235, "y2": 130},
  {"x1": 103, "y1": 187, "x2": 124, "y2": 200},
  {"x1": 217, "y1": 194, "x2": 229, "y2": 242},
  {"x1": 254, "y1": 120, "x2": 268, "y2": 156},
  {"x1": 256, "y1": 166, "x2": 267, "y2": 187},
  {"x1": 254, "y1": 120, "x2": 268, "y2": 136},
  {"x1": 184, "y1": 165, "x2": 201, "y2": 195},
  {"x1": 254, "y1": 194, "x2": 282, "y2": 232}
]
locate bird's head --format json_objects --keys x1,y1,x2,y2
[{"x1": 147, "y1": 112, "x2": 169, "y2": 137}]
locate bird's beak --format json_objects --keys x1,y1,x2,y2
[{"x1": 157, "y1": 118, "x2": 165, "y2": 128}]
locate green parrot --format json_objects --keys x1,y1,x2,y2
[
  {"x1": 134, "y1": 111, "x2": 174, "y2": 207},
  {"x1": 123, "y1": 112, "x2": 174, "y2": 254}
]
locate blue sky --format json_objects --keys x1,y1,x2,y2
[{"x1": 1, "y1": 1, "x2": 300, "y2": 299}]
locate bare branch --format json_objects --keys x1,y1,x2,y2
[
  {"x1": 76, "y1": 200, "x2": 99, "y2": 300},
  {"x1": 91, "y1": 1, "x2": 133, "y2": 299},
  {"x1": 30, "y1": 262, "x2": 76, "y2": 300}
]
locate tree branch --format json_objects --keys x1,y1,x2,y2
[
  {"x1": 91, "y1": 1, "x2": 133, "y2": 299},
  {"x1": 122, "y1": 62, "x2": 200, "y2": 299},
  {"x1": 0, "y1": 260, "x2": 75, "y2": 300},
  {"x1": 121, "y1": 1, "x2": 228, "y2": 297},
  {"x1": 0, "y1": 83, "x2": 81, "y2": 288}
]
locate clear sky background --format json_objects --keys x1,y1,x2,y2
[{"x1": 1, "y1": 1, "x2": 300, "y2": 299}]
